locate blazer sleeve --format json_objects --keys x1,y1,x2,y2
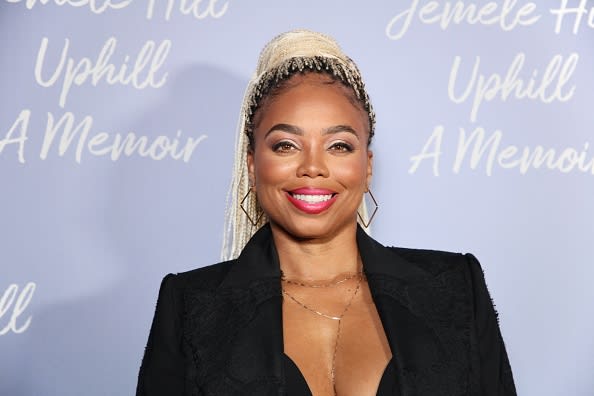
[
  {"x1": 136, "y1": 274, "x2": 185, "y2": 396},
  {"x1": 466, "y1": 253, "x2": 517, "y2": 396}
]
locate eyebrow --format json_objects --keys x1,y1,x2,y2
[
  {"x1": 265, "y1": 123, "x2": 360, "y2": 140},
  {"x1": 324, "y1": 125, "x2": 360, "y2": 139},
  {"x1": 264, "y1": 123, "x2": 303, "y2": 138}
]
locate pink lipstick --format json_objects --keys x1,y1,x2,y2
[{"x1": 286, "y1": 188, "x2": 337, "y2": 214}]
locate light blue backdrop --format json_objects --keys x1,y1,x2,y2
[{"x1": 1, "y1": 1, "x2": 593, "y2": 395}]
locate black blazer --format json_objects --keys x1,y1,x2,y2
[{"x1": 137, "y1": 224, "x2": 516, "y2": 395}]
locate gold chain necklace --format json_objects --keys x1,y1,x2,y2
[
  {"x1": 282, "y1": 273, "x2": 363, "y2": 396},
  {"x1": 281, "y1": 270, "x2": 362, "y2": 288}
]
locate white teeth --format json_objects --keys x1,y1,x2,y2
[{"x1": 292, "y1": 194, "x2": 333, "y2": 203}]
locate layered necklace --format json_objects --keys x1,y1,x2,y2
[{"x1": 281, "y1": 269, "x2": 364, "y2": 395}]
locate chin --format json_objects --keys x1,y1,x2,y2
[{"x1": 269, "y1": 216, "x2": 356, "y2": 241}]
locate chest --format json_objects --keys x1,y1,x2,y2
[
  {"x1": 182, "y1": 269, "x2": 475, "y2": 396},
  {"x1": 282, "y1": 281, "x2": 393, "y2": 396}
]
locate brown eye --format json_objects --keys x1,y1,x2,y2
[
  {"x1": 272, "y1": 141, "x2": 297, "y2": 153},
  {"x1": 329, "y1": 142, "x2": 354, "y2": 152}
]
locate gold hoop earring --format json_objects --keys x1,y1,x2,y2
[
  {"x1": 240, "y1": 187, "x2": 264, "y2": 227},
  {"x1": 357, "y1": 189, "x2": 379, "y2": 228}
]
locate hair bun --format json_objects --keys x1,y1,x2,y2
[{"x1": 255, "y1": 30, "x2": 348, "y2": 76}]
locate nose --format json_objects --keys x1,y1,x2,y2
[{"x1": 297, "y1": 147, "x2": 329, "y2": 178}]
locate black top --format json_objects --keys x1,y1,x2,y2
[
  {"x1": 136, "y1": 224, "x2": 516, "y2": 395},
  {"x1": 283, "y1": 354, "x2": 399, "y2": 396}
]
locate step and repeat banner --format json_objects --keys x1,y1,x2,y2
[{"x1": 1, "y1": 1, "x2": 593, "y2": 395}]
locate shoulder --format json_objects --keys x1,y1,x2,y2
[
  {"x1": 387, "y1": 246, "x2": 495, "y2": 315},
  {"x1": 358, "y1": 227, "x2": 478, "y2": 281},
  {"x1": 387, "y1": 245, "x2": 477, "y2": 276},
  {"x1": 160, "y1": 259, "x2": 237, "y2": 292},
  {"x1": 387, "y1": 247, "x2": 494, "y2": 314}
]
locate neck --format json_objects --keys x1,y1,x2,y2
[{"x1": 270, "y1": 222, "x2": 361, "y2": 281}]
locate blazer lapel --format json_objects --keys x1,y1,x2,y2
[
  {"x1": 357, "y1": 226, "x2": 471, "y2": 395},
  {"x1": 184, "y1": 224, "x2": 285, "y2": 395}
]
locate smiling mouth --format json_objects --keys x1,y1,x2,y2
[
  {"x1": 290, "y1": 193, "x2": 335, "y2": 203},
  {"x1": 286, "y1": 190, "x2": 338, "y2": 214}
]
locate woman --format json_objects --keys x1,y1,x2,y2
[{"x1": 136, "y1": 30, "x2": 516, "y2": 396}]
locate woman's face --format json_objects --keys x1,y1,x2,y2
[{"x1": 248, "y1": 73, "x2": 373, "y2": 241}]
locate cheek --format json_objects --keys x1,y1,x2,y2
[
  {"x1": 253, "y1": 151, "x2": 294, "y2": 184},
  {"x1": 333, "y1": 155, "x2": 369, "y2": 186}
]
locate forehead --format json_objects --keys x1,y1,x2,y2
[
  {"x1": 255, "y1": 73, "x2": 369, "y2": 132},
  {"x1": 273, "y1": 73, "x2": 358, "y2": 104}
]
